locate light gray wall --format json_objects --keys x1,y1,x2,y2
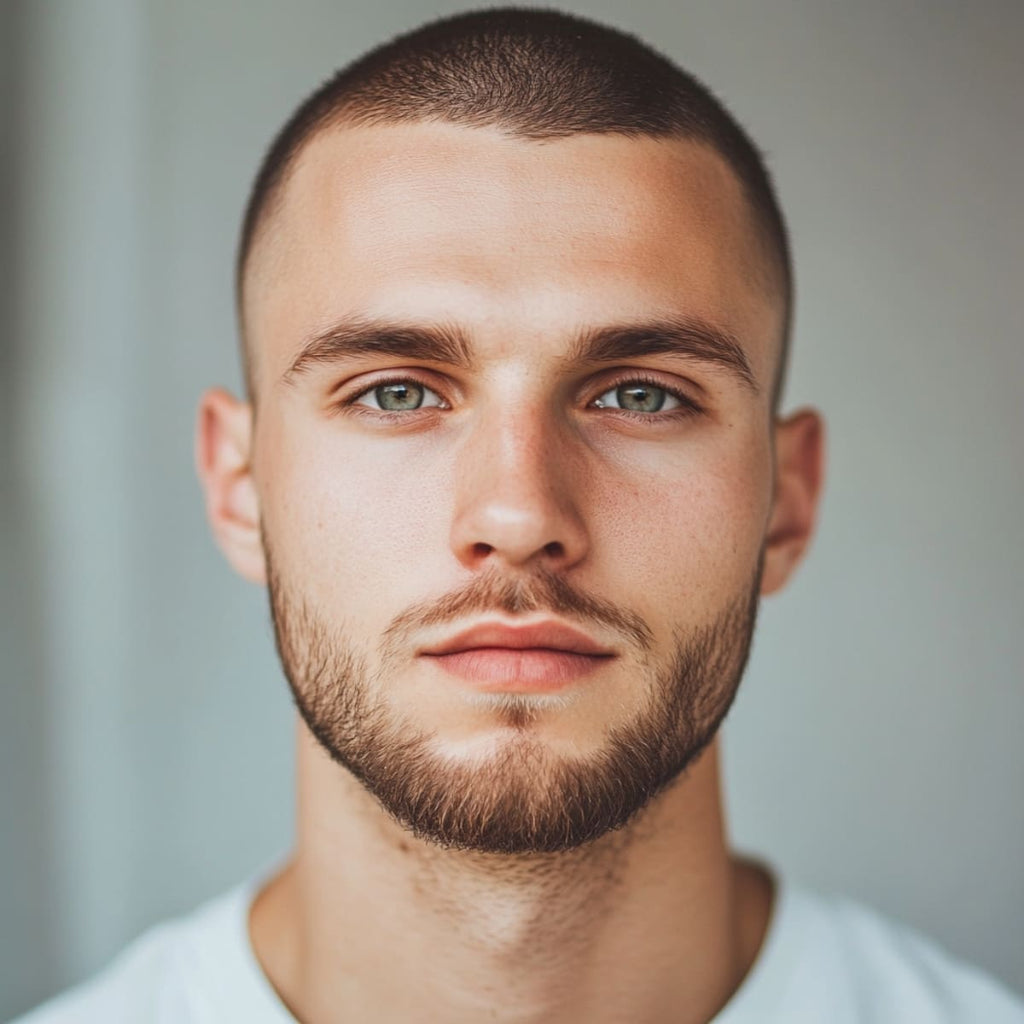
[{"x1": 3, "y1": 1, "x2": 1022, "y2": 1018}]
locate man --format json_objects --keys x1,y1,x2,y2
[{"x1": 16, "y1": 7, "x2": 1023, "y2": 1023}]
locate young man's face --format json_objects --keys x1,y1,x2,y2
[{"x1": 201, "y1": 123, "x2": 821, "y2": 853}]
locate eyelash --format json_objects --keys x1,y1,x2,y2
[{"x1": 338, "y1": 373, "x2": 704, "y2": 422}]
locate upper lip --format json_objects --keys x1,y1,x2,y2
[{"x1": 420, "y1": 620, "x2": 615, "y2": 657}]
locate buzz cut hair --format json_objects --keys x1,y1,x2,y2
[{"x1": 237, "y1": 6, "x2": 793, "y2": 407}]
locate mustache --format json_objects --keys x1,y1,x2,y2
[{"x1": 380, "y1": 563, "x2": 654, "y2": 657}]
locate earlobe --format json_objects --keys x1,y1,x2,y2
[
  {"x1": 195, "y1": 387, "x2": 267, "y2": 585},
  {"x1": 760, "y1": 408, "x2": 825, "y2": 596}
]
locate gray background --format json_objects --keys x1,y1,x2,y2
[{"x1": 2, "y1": 0, "x2": 1022, "y2": 1018}]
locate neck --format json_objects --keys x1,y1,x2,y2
[{"x1": 250, "y1": 722, "x2": 772, "y2": 1024}]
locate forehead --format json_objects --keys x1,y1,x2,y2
[{"x1": 243, "y1": 122, "x2": 781, "y2": 388}]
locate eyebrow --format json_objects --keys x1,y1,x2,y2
[
  {"x1": 566, "y1": 316, "x2": 757, "y2": 393},
  {"x1": 282, "y1": 313, "x2": 757, "y2": 393},
  {"x1": 283, "y1": 317, "x2": 473, "y2": 385}
]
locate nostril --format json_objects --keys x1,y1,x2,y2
[{"x1": 544, "y1": 541, "x2": 565, "y2": 558}]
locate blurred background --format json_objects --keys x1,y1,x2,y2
[{"x1": 2, "y1": 0, "x2": 1022, "y2": 1018}]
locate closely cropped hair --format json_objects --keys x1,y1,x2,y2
[{"x1": 237, "y1": 6, "x2": 793, "y2": 406}]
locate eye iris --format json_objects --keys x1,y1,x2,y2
[
  {"x1": 376, "y1": 382, "x2": 423, "y2": 411},
  {"x1": 618, "y1": 384, "x2": 665, "y2": 412}
]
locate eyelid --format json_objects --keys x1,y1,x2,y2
[
  {"x1": 588, "y1": 371, "x2": 704, "y2": 413},
  {"x1": 340, "y1": 371, "x2": 451, "y2": 411}
]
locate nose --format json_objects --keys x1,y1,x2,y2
[{"x1": 449, "y1": 401, "x2": 590, "y2": 574}]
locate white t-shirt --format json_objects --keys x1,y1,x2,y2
[{"x1": 12, "y1": 872, "x2": 1024, "y2": 1023}]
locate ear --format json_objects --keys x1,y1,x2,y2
[
  {"x1": 195, "y1": 387, "x2": 266, "y2": 585},
  {"x1": 760, "y1": 408, "x2": 825, "y2": 596}
]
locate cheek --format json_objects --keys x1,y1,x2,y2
[
  {"x1": 257, "y1": 415, "x2": 453, "y2": 616},
  {"x1": 587, "y1": 427, "x2": 771, "y2": 615}
]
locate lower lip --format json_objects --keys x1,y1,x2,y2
[{"x1": 423, "y1": 648, "x2": 612, "y2": 691}]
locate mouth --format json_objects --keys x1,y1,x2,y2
[
  {"x1": 418, "y1": 619, "x2": 616, "y2": 692},
  {"x1": 422, "y1": 647, "x2": 613, "y2": 691}
]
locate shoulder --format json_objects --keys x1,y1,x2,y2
[
  {"x1": 9, "y1": 920, "x2": 191, "y2": 1024},
  {"x1": 812, "y1": 889, "x2": 1023, "y2": 1021},
  {"x1": 8, "y1": 881, "x2": 261, "y2": 1024},
  {"x1": 728, "y1": 878, "x2": 1024, "y2": 1023}
]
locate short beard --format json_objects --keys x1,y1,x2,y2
[{"x1": 266, "y1": 541, "x2": 762, "y2": 856}]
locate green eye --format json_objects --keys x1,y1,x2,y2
[
  {"x1": 353, "y1": 380, "x2": 445, "y2": 412},
  {"x1": 593, "y1": 381, "x2": 682, "y2": 414},
  {"x1": 376, "y1": 382, "x2": 423, "y2": 411}
]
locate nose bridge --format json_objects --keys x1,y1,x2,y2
[
  {"x1": 450, "y1": 385, "x2": 588, "y2": 570},
  {"x1": 483, "y1": 396, "x2": 553, "y2": 486}
]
